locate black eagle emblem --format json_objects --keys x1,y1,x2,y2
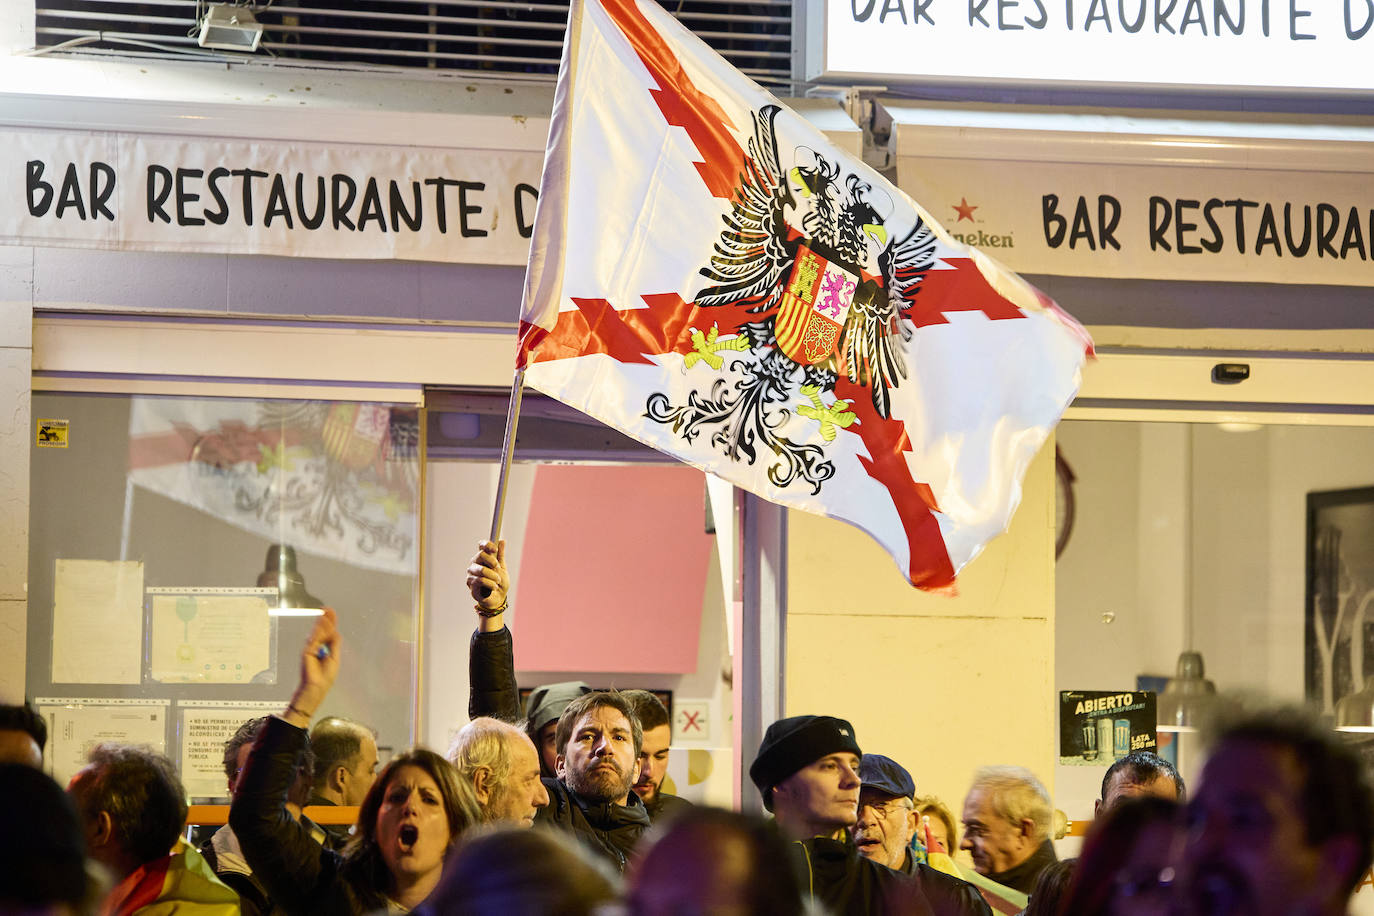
[{"x1": 646, "y1": 104, "x2": 938, "y2": 494}]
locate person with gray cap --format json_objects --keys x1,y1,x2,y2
[
  {"x1": 750, "y1": 716, "x2": 988, "y2": 916},
  {"x1": 465, "y1": 539, "x2": 591, "y2": 776}
]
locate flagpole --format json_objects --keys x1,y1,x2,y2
[{"x1": 488, "y1": 366, "x2": 527, "y2": 543}]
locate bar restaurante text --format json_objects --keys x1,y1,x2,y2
[{"x1": 26, "y1": 159, "x2": 540, "y2": 238}]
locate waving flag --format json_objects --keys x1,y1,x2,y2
[{"x1": 516, "y1": 0, "x2": 1092, "y2": 589}]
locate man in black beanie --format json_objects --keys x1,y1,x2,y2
[{"x1": 750, "y1": 715, "x2": 992, "y2": 916}]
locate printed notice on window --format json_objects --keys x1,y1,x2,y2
[
  {"x1": 148, "y1": 587, "x2": 274, "y2": 684},
  {"x1": 179, "y1": 701, "x2": 284, "y2": 798},
  {"x1": 37, "y1": 699, "x2": 169, "y2": 788},
  {"x1": 52, "y1": 559, "x2": 144, "y2": 685}
]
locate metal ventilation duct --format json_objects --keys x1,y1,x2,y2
[{"x1": 35, "y1": 0, "x2": 795, "y2": 87}]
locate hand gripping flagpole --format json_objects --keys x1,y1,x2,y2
[{"x1": 488, "y1": 367, "x2": 527, "y2": 544}]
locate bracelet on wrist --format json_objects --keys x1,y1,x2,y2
[
  {"x1": 286, "y1": 703, "x2": 315, "y2": 720},
  {"x1": 475, "y1": 596, "x2": 508, "y2": 618}
]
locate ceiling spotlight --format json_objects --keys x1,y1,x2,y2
[{"x1": 197, "y1": 4, "x2": 263, "y2": 52}]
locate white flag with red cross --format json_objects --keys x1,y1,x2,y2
[{"x1": 515, "y1": 0, "x2": 1093, "y2": 589}]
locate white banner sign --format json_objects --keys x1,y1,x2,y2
[
  {"x1": 3, "y1": 128, "x2": 544, "y2": 265},
  {"x1": 897, "y1": 158, "x2": 1374, "y2": 286},
  {"x1": 813, "y1": 0, "x2": 1374, "y2": 90}
]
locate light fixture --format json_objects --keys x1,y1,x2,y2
[
  {"x1": 197, "y1": 4, "x2": 263, "y2": 52},
  {"x1": 1157, "y1": 650, "x2": 1217, "y2": 732},
  {"x1": 1335, "y1": 676, "x2": 1374, "y2": 732},
  {"x1": 257, "y1": 545, "x2": 324, "y2": 617}
]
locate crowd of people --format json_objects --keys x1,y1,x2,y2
[{"x1": 1, "y1": 539, "x2": 1372, "y2": 915}]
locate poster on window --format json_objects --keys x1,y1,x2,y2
[
  {"x1": 127, "y1": 398, "x2": 419, "y2": 575},
  {"x1": 1307, "y1": 487, "x2": 1374, "y2": 716},
  {"x1": 1059, "y1": 690, "x2": 1157, "y2": 766}
]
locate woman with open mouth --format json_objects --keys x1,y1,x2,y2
[{"x1": 230, "y1": 609, "x2": 483, "y2": 914}]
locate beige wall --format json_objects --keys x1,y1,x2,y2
[
  {"x1": 786, "y1": 438, "x2": 1057, "y2": 817},
  {"x1": 0, "y1": 248, "x2": 32, "y2": 704}
]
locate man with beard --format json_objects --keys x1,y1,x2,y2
[
  {"x1": 1176, "y1": 706, "x2": 1374, "y2": 916},
  {"x1": 623, "y1": 690, "x2": 692, "y2": 822},
  {"x1": 535, "y1": 690, "x2": 651, "y2": 872}
]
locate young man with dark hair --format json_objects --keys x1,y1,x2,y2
[
  {"x1": 68, "y1": 743, "x2": 239, "y2": 915},
  {"x1": 535, "y1": 690, "x2": 651, "y2": 871},
  {"x1": 622, "y1": 689, "x2": 693, "y2": 821},
  {"x1": 1177, "y1": 706, "x2": 1374, "y2": 916},
  {"x1": 1095, "y1": 749, "x2": 1184, "y2": 817},
  {"x1": 0, "y1": 702, "x2": 46, "y2": 767}
]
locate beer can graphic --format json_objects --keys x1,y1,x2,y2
[
  {"x1": 1096, "y1": 718, "x2": 1113, "y2": 760},
  {"x1": 1114, "y1": 719, "x2": 1131, "y2": 758},
  {"x1": 1081, "y1": 721, "x2": 1098, "y2": 761}
]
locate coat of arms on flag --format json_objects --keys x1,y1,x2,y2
[{"x1": 514, "y1": 0, "x2": 1092, "y2": 589}]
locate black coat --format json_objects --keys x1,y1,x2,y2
[
  {"x1": 792, "y1": 836, "x2": 935, "y2": 916},
  {"x1": 229, "y1": 716, "x2": 390, "y2": 916},
  {"x1": 469, "y1": 627, "x2": 520, "y2": 723},
  {"x1": 896, "y1": 852, "x2": 996, "y2": 916},
  {"x1": 534, "y1": 777, "x2": 651, "y2": 872}
]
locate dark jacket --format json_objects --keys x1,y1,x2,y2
[
  {"x1": 469, "y1": 627, "x2": 520, "y2": 723},
  {"x1": 535, "y1": 777, "x2": 651, "y2": 872},
  {"x1": 304, "y1": 794, "x2": 351, "y2": 850},
  {"x1": 897, "y1": 853, "x2": 995, "y2": 916},
  {"x1": 229, "y1": 716, "x2": 390, "y2": 916},
  {"x1": 988, "y1": 839, "x2": 1059, "y2": 895},
  {"x1": 644, "y1": 790, "x2": 694, "y2": 823},
  {"x1": 791, "y1": 836, "x2": 934, "y2": 916}
]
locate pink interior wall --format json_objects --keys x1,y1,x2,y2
[{"x1": 513, "y1": 464, "x2": 712, "y2": 673}]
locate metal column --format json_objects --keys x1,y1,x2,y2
[{"x1": 734, "y1": 491, "x2": 787, "y2": 812}]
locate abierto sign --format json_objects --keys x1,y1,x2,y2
[{"x1": 809, "y1": 0, "x2": 1374, "y2": 91}]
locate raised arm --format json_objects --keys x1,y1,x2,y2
[
  {"x1": 230, "y1": 610, "x2": 347, "y2": 914},
  {"x1": 466, "y1": 540, "x2": 521, "y2": 722}
]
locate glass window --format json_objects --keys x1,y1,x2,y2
[{"x1": 28, "y1": 392, "x2": 420, "y2": 796}]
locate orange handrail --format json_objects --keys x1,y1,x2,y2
[{"x1": 186, "y1": 805, "x2": 360, "y2": 827}]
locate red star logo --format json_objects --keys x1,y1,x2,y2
[{"x1": 953, "y1": 197, "x2": 978, "y2": 222}]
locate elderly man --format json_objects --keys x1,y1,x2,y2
[
  {"x1": 0, "y1": 702, "x2": 46, "y2": 767},
  {"x1": 1095, "y1": 749, "x2": 1184, "y2": 818},
  {"x1": 535, "y1": 690, "x2": 651, "y2": 871},
  {"x1": 852, "y1": 754, "x2": 921, "y2": 870},
  {"x1": 750, "y1": 716, "x2": 989, "y2": 916},
  {"x1": 449, "y1": 716, "x2": 550, "y2": 826},
  {"x1": 1177, "y1": 706, "x2": 1374, "y2": 916},
  {"x1": 623, "y1": 689, "x2": 692, "y2": 822},
  {"x1": 960, "y1": 765, "x2": 1057, "y2": 894},
  {"x1": 68, "y1": 744, "x2": 240, "y2": 915}
]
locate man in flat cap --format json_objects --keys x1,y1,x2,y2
[
  {"x1": 750, "y1": 716, "x2": 990, "y2": 916},
  {"x1": 853, "y1": 754, "x2": 922, "y2": 872}
]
